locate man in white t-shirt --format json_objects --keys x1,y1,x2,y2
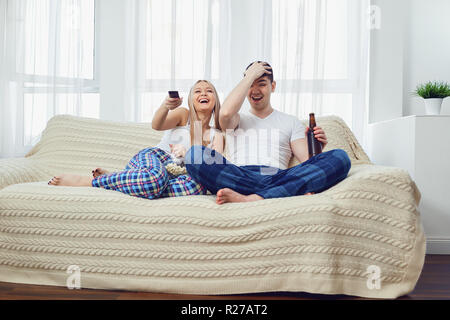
[{"x1": 185, "y1": 61, "x2": 351, "y2": 204}]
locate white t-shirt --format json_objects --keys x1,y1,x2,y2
[{"x1": 225, "y1": 109, "x2": 305, "y2": 169}]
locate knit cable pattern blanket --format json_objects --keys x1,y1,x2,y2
[{"x1": 0, "y1": 115, "x2": 426, "y2": 298}]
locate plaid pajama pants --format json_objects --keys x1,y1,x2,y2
[
  {"x1": 185, "y1": 146, "x2": 351, "y2": 199},
  {"x1": 92, "y1": 147, "x2": 206, "y2": 199}
]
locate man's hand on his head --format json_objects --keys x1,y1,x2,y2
[{"x1": 244, "y1": 61, "x2": 272, "y2": 81}]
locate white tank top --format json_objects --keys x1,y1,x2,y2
[{"x1": 156, "y1": 125, "x2": 219, "y2": 154}]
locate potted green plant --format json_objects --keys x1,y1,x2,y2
[{"x1": 414, "y1": 81, "x2": 450, "y2": 115}]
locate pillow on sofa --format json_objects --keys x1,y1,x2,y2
[
  {"x1": 23, "y1": 114, "x2": 369, "y2": 176},
  {"x1": 24, "y1": 115, "x2": 165, "y2": 174}
]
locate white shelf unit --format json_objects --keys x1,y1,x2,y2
[{"x1": 369, "y1": 115, "x2": 450, "y2": 254}]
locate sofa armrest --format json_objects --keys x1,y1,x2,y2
[
  {"x1": 0, "y1": 158, "x2": 52, "y2": 190},
  {"x1": 330, "y1": 164, "x2": 421, "y2": 208}
]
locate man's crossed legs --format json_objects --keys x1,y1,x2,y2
[{"x1": 185, "y1": 146, "x2": 351, "y2": 204}]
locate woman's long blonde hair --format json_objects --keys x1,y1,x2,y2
[{"x1": 187, "y1": 80, "x2": 221, "y2": 147}]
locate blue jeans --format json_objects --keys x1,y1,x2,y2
[{"x1": 185, "y1": 146, "x2": 351, "y2": 199}]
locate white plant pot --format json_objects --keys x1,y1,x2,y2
[{"x1": 424, "y1": 98, "x2": 443, "y2": 115}]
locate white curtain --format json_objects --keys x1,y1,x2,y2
[
  {"x1": 271, "y1": 0, "x2": 370, "y2": 147},
  {"x1": 0, "y1": 0, "x2": 370, "y2": 158},
  {"x1": 0, "y1": 0, "x2": 97, "y2": 158},
  {"x1": 124, "y1": 0, "x2": 370, "y2": 145},
  {"x1": 122, "y1": 0, "x2": 233, "y2": 123}
]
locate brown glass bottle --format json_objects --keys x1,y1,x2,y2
[{"x1": 307, "y1": 113, "x2": 322, "y2": 158}]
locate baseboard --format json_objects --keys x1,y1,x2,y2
[{"x1": 426, "y1": 237, "x2": 450, "y2": 254}]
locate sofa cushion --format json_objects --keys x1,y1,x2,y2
[{"x1": 0, "y1": 163, "x2": 425, "y2": 298}]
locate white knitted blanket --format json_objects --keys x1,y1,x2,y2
[{"x1": 0, "y1": 115, "x2": 426, "y2": 298}]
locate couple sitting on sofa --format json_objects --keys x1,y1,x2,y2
[{"x1": 48, "y1": 61, "x2": 351, "y2": 204}]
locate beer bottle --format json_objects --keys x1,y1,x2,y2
[{"x1": 307, "y1": 113, "x2": 322, "y2": 159}]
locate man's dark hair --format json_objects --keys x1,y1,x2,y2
[{"x1": 245, "y1": 61, "x2": 274, "y2": 83}]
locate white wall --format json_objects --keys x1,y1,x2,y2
[
  {"x1": 403, "y1": 0, "x2": 450, "y2": 116},
  {"x1": 369, "y1": 0, "x2": 408, "y2": 123},
  {"x1": 97, "y1": 0, "x2": 126, "y2": 122},
  {"x1": 370, "y1": 0, "x2": 450, "y2": 123},
  {"x1": 369, "y1": 0, "x2": 450, "y2": 253}
]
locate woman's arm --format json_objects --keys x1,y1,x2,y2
[
  {"x1": 151, "y1": 96, "x2": 189, "y2": 131},
  {"x1": 169, "y1": 130, "x2": 224, "y2": 162},
  {"x1": 211, "y1": 130, "x2": 224, "y2": 154}
]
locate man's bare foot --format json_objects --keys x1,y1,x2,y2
[
  {"x1": 92, "y1": 168, "x2": 109, "y2": 178},
  {"x1": 216, "y1": 188, "x2": 263, "y2": 205},
  {"x1": 48, "y1": 174, "x2": 93, "y2": 187},
  {"x1": 305, "y1": 192, "x2": 315, "y2": 195}
]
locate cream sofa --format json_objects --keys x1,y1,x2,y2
[{"x1": 0, "y1": 115, "x2": 426, "y2": 298}]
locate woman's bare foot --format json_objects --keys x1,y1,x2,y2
[
  {"x1": 92, "y1": 168, "x2": 109, "y2": 178},
  {"x1": 216, "y1": 188, "x2": 263, "y2": 205},
  {"x1": 48, "y1": 174, "x2": 93, "y2": 187}
]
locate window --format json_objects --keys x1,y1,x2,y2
[
  {"x1": 15, "y1": 0, "x2": 98, "y2": 145},
  {"x1": 1, "y1": 0, "x2": 368, "y2": 158},
  {"x1": 141, "y1": 0, "x2": 367, "y2": 133},
  {"x1": 271, "y1": 0, "x2": 358, "y2": 126},
  {"x1": 142, "y1": 0, "x2": 221, "y2": 122},
  {"x1": 272, "y1": 0, "x2": 349, "y2": 80}
]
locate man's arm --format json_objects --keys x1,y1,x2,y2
[
  {"x1": 219, "y1": 62, "x2": 272, "y2": 130},
  {"x1": 290, "y1": 126, "x2": 329, "y2": 163},
  {"x1": 290, "y1": 138, "x2": 310, "y2": 164},
  {"x1": 218, "y1": 77, "x2": 250, "y2": 130}
]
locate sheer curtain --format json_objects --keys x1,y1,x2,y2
[
  {"x1": 270, "y1": 0, "x2": 370, "y2": 148},
  {"x1": 0, "y1": 0, "x2": 370, "y2": 158},
  {"x1": 125, "y1": 0, "x2": 370, "y2": 146},
  {"x1": 123, "y1": 0, "x2": 233, "y2": 123},
  {"x1": 0, "y1": 0, "x2": 97, "y2": 158}
]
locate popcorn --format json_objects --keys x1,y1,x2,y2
[{"x1": 165, "y1": 162, "x2": 187, "y2": 176}]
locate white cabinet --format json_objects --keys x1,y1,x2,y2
[{"x1": 368, "y1": 115, "x2": 450, "y2": 254}]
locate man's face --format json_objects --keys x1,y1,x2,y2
[{"x1": 247, "y1": 76, "x2": 276, "y2": 110}]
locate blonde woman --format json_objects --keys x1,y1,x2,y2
[{"x1": 49, "y1": 80, "x2": 223, "y2": 199}]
